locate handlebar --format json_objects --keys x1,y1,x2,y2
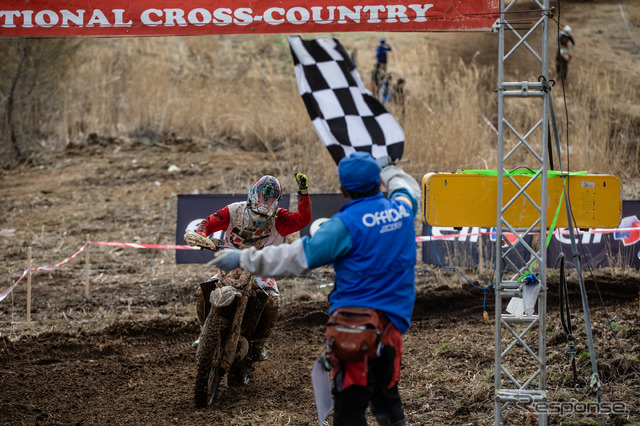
[{"x1": 184, "y1": 229, "x2": 232, "y2": 251}]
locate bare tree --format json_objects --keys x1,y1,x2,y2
[{"x1": 0, "y1": 38, "x2": 81, "y2": 162}]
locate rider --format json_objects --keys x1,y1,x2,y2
[
  {"x1": 188, "y1": 173, "x2": 312, "y2": 361},
  {"x1": 556, "y1": 25, "x2": 576, "y2": 79}
]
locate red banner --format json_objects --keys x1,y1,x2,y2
[{"x1": 0, "y1": 0, "x2": 499, "y2": 37}]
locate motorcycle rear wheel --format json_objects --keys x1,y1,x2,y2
[{"x1": 194, "y1": 311, "x2": 229, "y2": 407}]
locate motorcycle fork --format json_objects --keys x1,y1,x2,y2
[{"x1": 220, "y1": 278, "x2": 253, "y2": 371}]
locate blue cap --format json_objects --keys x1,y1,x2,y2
[
  {"x1": 338, "y1": 152, "x2": 381, "y2": 192},
  {"x1": 380, "y1": 38, "x2": 386, "y2": 44}
]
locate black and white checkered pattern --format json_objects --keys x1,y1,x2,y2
[{"x1": 289, "y1": 36, "x2": 404, "y2": 165}]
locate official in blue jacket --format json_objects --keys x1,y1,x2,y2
[{"x1": 211, "y1": 151, "x2": 420, "y2": 426}]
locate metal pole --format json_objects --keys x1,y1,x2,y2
[
  {"x1": 494, "y1": 2, "x2": 506, "y2": 423},
  {"x1": 538, "y1": 8, "x2": 551, "y2": 426}
]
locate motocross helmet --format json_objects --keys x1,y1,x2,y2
[
  {"x1": 247, "y1": 175, "x2": 282, "y2": 218},
  {"x1": 563, "y1": 25, "x2": 572, "y2": 34}
]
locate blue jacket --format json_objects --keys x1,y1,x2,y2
[
  {"x1": 303, "y1": 189, "x2": 417, "y2": 333},
  {"x1": 376, "y1": 44, "x2": 391, "y2": 64}
]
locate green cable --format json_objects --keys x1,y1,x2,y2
[
  {"x1": 458, "y1": 169, "x2": 587, "y2": 177},
  {"x1": 515, "y1": 177, "x2": 566, "y2": 283}
]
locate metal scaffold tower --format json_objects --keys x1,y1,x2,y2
[{"x1": 494, "y1": 0, "x2": 551, "y2": 425}]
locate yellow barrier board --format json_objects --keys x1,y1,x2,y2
[{"x1": 422, "y1": 173, "x2": 622, "y2": 228}]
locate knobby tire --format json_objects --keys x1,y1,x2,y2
[{"x1": 194, "y1": 310, "x2": 228, "y2": 408}]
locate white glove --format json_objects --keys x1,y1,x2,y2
[
  {"x1": 375, "y1": 155, "x2": 394, "y2": 169},
  {"x1": 208, "y1": 249, "x2": 242, "y2": 272}
]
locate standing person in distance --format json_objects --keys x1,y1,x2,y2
[
  {"x1": 370, "y1": 63, "x2": 384, "y2": 100},
  {"x1": 556, "y1": 25, "x2": 576, "y2": 81},
  {"x1": 376, "y1": 38, "x2": 392, "y2": 74},
  {"x1": 185, "y1": 173, "x2": 312, "y2": 361},
  {"x1": 392, "y1": 77, "x2": 407, "y2": 117},
  {"x1": 381, "y1": 74, "x2": 394, "y2": 105},
  {"x1": 210, "y1": 152, "x2": 420, "y2": 426}
]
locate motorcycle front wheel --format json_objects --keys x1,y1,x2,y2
[{"x1": 194, "y1": 310, "x2": 228, "y2": 407}]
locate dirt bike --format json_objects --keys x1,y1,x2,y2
[{"x1": 185, "y1": 230, "x2": 270, "y2": 408}]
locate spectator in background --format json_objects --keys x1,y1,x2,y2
[
  {"x1": 370, "y1": 63, "x2": 384, "y2": 100},
  {"x1": 376, "y1": 39, "x2": 392, "y2": 73},
  {"x1": 392, "y1": 78, "x2": 407, "y2": 117},
  {"x1": 556, "y1": 25, "x2": 576, "y2": 81},
  {"x1": 381, "y1": 74, "x2": 394, "y2": 105}
]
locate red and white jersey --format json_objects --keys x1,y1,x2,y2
[{"x1": 224, "y1": 202, "x2": 285, "y2": 249}]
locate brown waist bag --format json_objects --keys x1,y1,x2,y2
[{"x1": 325, "y1": 307, "x2": 387, "y2": 363}]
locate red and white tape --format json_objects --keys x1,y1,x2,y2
[
  {"x1": 2, "y1": 228, "x2": 638, "y2": 302},
  {"x1": 90, "y1": 241, "x2": 199, "y2": 250},
  {"x1": 0, "y1": 241, "x2": 197, "y2": 302},
  {"x1": 417, "y1": 227, "x2": 640, "y2": 242}
]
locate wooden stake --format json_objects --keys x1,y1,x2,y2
[
  {"x1": 27, "y1": 246, "x2": 32, "y2": 324},
  {"x1": 85, "y1": 234, "x2": 90, "y2": 299}
]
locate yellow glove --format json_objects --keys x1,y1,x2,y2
[{"x1": 295, "y1": 173, "x2": 309, "y2": 194}]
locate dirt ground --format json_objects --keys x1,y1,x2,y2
[
  {"x1": 1, "y1": 257, "x2": 638, "y2": 425},
  {"x1": 2, "y1": 1, "x2": 640, "y2": 425}
]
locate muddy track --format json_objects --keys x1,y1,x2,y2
[{"x1": 1, "y1": 274, "x2": 638, "y2": 425}]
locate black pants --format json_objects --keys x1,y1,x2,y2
[{"x1": 332, "y1": 346, "x2": 405, "y2": 426}]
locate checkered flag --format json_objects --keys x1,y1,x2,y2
[{"x1": 289, "y1": 36, "x2": 404, "y2": 165}]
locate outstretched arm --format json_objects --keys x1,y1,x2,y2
[
  {"x1": 213, "y1": 216, "x2": 351, "y2": 277},
  {"x1": 378, "y1": 159, "x2": 421, "y2": 216}
]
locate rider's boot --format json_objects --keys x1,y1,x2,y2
[
  {"x1": 251, "y1": 288, "x2": 280, "y2": 362},
  {"x1": 192, "y1": 327, "x2": 202, "y2": 348},
  {"x1": 251, "y1": 338, "x2": 269, "y2": 362}
]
